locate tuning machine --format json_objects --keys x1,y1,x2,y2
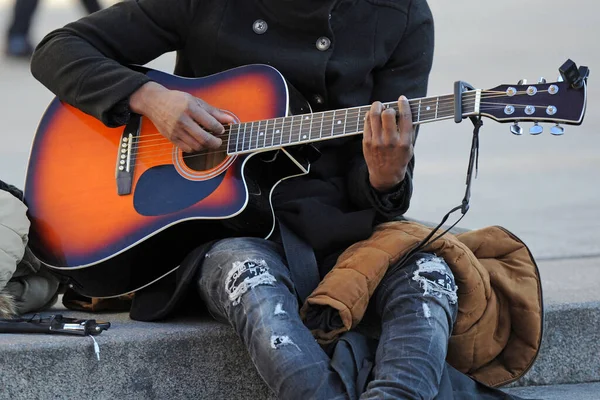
[
  {"x1": 529, "y1": 122, "x2": 543, "y2": 135},
  {"x1": 559, "y1": 59, "x2": 590, "y2": 89},
  {"x1": 550, "y1": 124, "x2": 565, "y2": 136},
  {"x1": 510, "y1": 122, "x2": 523, "y2": 135},
  {"x1": 517, "y1": 79, "x2": 528, "y2": 85}
]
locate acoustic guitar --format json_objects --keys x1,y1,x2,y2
[{"x1": 23, "y1": 60, "x2": 588, "y2": 297}]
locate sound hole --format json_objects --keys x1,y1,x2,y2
[{"x1": 182, "y1": 149, "x2": 228, "y2": 172}]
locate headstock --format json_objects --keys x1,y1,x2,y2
[{"x1": 462, "y1": 59, "x2": 589, "y2": 135}]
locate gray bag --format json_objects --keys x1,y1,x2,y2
[{"x1": 0, "y1": 182, "x2": 60, "y2": 317}]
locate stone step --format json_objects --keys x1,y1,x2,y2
[
  {"x1": 0, "y1": 312, "x2": 275, "y2": 400},
  {"x1": 505, "y1": 382, "x2": 600, "y2": 400},
  {"x1": 1, "y1": 257, "x2": 599, "y2": 399}
]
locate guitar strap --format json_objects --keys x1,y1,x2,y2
[
  {"x1": 392, "y1": 116, "x2": 483, "y2": 270},
  {"x1": 278, "y1": 220, "x2": 321, "y2": 304}
]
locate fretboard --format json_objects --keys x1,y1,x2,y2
[{"x1": 227, "y1": 91, "x2": 479, "y2": 155}]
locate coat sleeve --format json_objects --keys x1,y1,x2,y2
[
  {"x1": 346, "y1": 0, "x2": 434, "y2": 220},
  {"x1": 30, "y1": 0, "x2": 200, "y2": 127}
]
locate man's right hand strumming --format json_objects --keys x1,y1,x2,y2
[{"x1": 129, "y1": 81, "x2": 236, "y2": 153}]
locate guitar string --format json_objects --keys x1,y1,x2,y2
[
  {"x1": 131, "y1": 100, "x2": 479, "y2": 158},
  {"x1": 129, "y1": 97, "x2": 551, "y2": 153},
  {"x1": 133, "y1": 104, "x2": 459, "y2": 148},
  {"x1": 130, "y1": 105, "x2": 560, "y2": 163},
  {"x1": 131, "y1": 89, "x2": 549, "y2": 143},
  {"x1": 112, "y1": 88, "x2": 565, "y2": 162},
  {"x1": 129, "y1": 104, "x2": 556, "y2": 165},
  {"x1": 124, "y1": 89, "x2": 552, "y2": 146},
  {"x1": 126, "y1": 89, "x2": 556, "y2": 146},
  {"x1": 129, "y1": 100, "x2": 558, "y2": 160}
]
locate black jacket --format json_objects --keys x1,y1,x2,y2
[{"x1": 30, "y1": 0, "x2": 434, "y2": 269}]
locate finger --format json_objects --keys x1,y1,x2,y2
[
  {"x1": 171, "y1": 134, "x2": 195, "y2": 153},
  {"x1": 175, "y1": 123, "x2": 208, "y2": 152},
  {"x1": 369, "y1": 102, "x2": 384, "y2": 145},
  {"x1": 196, "y1": 98, "x2": 236, "y2": 127},
  {"x1": 381, "y1": 107, "x2": 399, "y2": 146},
  {"x1": 181, "y1": 116, "x2": 222, "y2": 150},
  {"x1": 188, "y1": 100, "x2": 227, "y2": 136},
  {"x1": 397, "y1": 95, "x2": 414, "y2": 146},
  {"x1": 187, "y1": 105, "x2": 224, "y2": 148},
  {"x1": 362, "y1": 110, "x2": 372, "y2": 144}
]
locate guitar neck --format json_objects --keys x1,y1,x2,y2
[{"x1": 226, "y1": 91, "x2": 481, "y2": 155}]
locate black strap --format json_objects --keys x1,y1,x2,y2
[
  {"x1": 394, "y1": 116, "x2": 483, "y2": 269},
  {"x1": 278, "y1": 221, "x2": 321, "y2": 303}
]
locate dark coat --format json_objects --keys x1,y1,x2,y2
[
  {"x1": 29, "y1": 3, "x2": 535, "y2": 398},
  {"x1": 30, "y1": 0, "x2": 434, "y2": 268}
]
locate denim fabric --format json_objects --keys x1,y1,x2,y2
[
  {"x1": 197, "y1": 237, "x2": 348, "y2": 400},
  {"x1": 361, "y1": 252, "x2": 458, "y2": 399},
  {"x1": 197, "y1": 238, "x2": 458, "y2": 400}
]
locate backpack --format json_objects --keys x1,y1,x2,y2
[{"x1": 0, "y1": 180, "x2": 60, "y2": 317}]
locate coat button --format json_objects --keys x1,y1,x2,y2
[
  {"x1": 313, "y1": 94, "x2": 325, "y2": 105},
  {"x1": 253, "y1": 19, "x2": 268, "y2": 34},
  {"x1": 316, "y1": 37, "x2": 331, "y2": 51}
]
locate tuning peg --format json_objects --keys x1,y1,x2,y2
[
  {"x1": 518, "y1": 79, "x2": 528, "y2": 85},
  {"x1": 529, "y1": 122, "x2": 543, "y2": 135},
  {"x1": 538, "y1": 77, "x2": 547, "y2": 84},
  {"x1": 550, "y1": 124, "x2": 565, "y2": 136},
  {"x1": 510, "y1": 122, "x2": 523, "y2": 135}
]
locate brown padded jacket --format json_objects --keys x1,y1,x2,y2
[{"x1": 300, "y1": 221, "x2": 543, "y2": 387}]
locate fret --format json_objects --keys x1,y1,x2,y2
[
  {"x1": 345, "y1": 107, "x2": 360, "y2": 135},
  {"x1": 320, "y1": 111, "x2": 330, "y2": 138},
  {"x1": 308, "y1": 113, "x2": 315, "y2": 141},
  {"x1": 228, "y1": 124, "x2": 239, "y2": 154},
  {"x1": 299, "y1": 114, "x2": 311, "y2": 143},
  {"x1": 439, "y1": 95, "x2": 449, "y2": 119},
  {"x1": 423, "y1": 99, "x2": 434, "y2": 122},
  {"x1": 356, "y1": 107, "x2": 365, "y2": 133},
  {"x1": 435, "y1": 97, "x2": 439, "y2": 119},
  {"x1": 435, "y1": 95, "x2": 451, "y2": 120},
  {"x1": 247, "y1": 121, "x2": 256, "y2": 150},
  {"x1": 293, "y1": 115, "x2": 302, "y2": 144},
  {"x1": 332, "y1": 110, "x2": 345, "y2": 137},
  {"x1": 448, "y1": 94, "x2": 458, "y2": 118},
  {"x1": 329, "y1": 110, "x2": 335, "y2": 137},
  {"x1": 293, "y1": 115, "x2": 303, "y2": 144},
  {"x1": 417, "y1": 99, "x2": 422, "y2": 123},
  {"x1": 281, "y1": 117, "x2": 293, "y2": 145},
  {"x1": 262, "y1": 119, "x2": 269, "y2": 149},
  {"x1": 272, "y1": 117, "x2": 282, "y2": 147},
  {"x1": 286, "y1": 116, "x2": 294, "y2": 144},
  {"x1": 319, "y1": 111, "x2": 325, "y2": 139},
  {"x1": 297, "y1": 115, "x2": 303, "y2": 144},
  {"x1": 255, "y1": 120, "x2": 264, "y2": 150},
  {"x1": 240, "y1": 122, "x2": 248, "y2": 152},
  {"x1": 342, "y1": 109, "x2": 348, "y2": 136},
  {"x1": 279, "y1": 117, "x2": 286, "y2": 146}
]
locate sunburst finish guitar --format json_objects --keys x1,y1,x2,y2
[{"x1": 24, "y1": 61, "x2": 588, "y2": 297}]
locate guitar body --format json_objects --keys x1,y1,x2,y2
[
  {"x1": 24, "y1": 59, "x2": 589, "y2": 297},
  {"x1": 24, "y1": 64, "x2": 311, "y2": 297}
]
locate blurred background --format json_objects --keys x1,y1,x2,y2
[{"x1": 0, "y1": 0, "x2": 597, "y2": 261}]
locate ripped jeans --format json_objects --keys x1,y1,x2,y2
[{"x1": 196, "y1": 237, "x2": 458, "y2": 400}]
